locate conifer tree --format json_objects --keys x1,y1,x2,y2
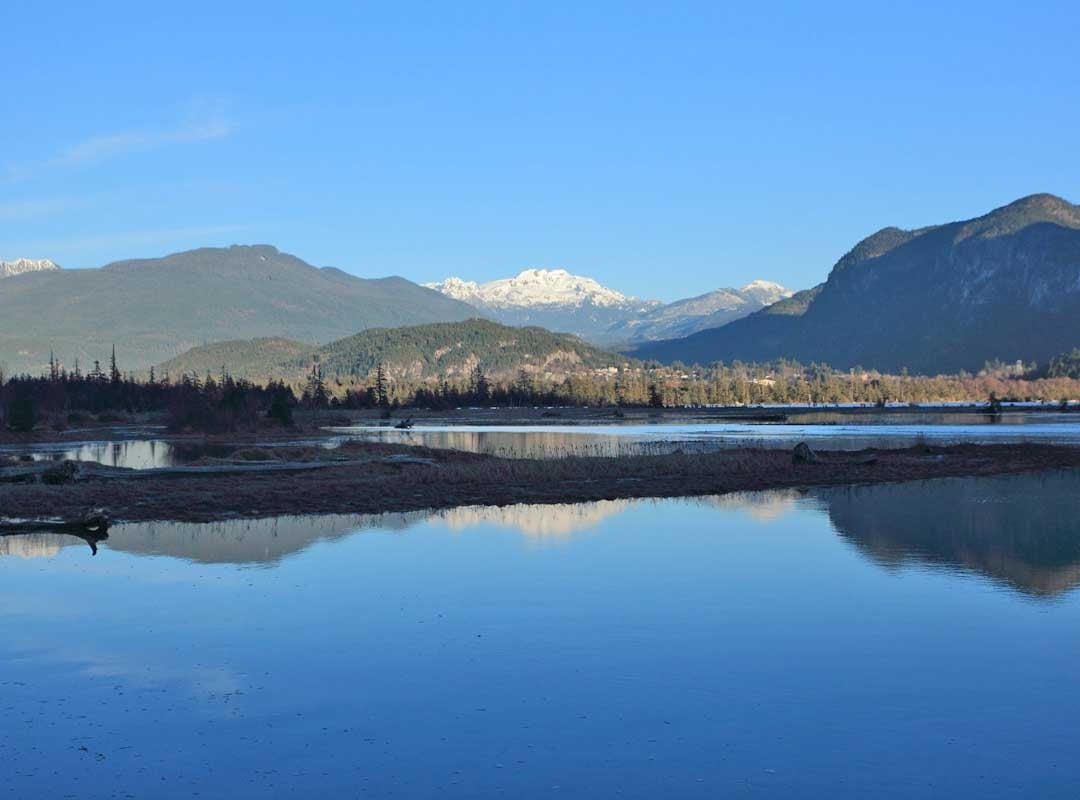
[
  {"x1": 109, "y1": 345, "x2": 121, "y2": 384},
  {"x1": 375, "y1": 362, "x2": 389, "y2": 408}
]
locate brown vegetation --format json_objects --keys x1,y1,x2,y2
[{"x1": 1, "y1": 442, "x2": 1077, "y2": 525}]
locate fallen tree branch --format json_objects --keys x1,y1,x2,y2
[
  {"x1": 792, "y1": 442, "x2": 878, "y2": 465},
  {"x1": 0, "y1": 508, "x2": 110, "y2": 555}
]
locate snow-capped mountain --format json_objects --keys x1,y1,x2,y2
[
  {"x1": 0, "y1": 258, "x2": 60, "y2": 278},
  {"x1": 425, "y1": 269, "x2": 793, "y2": 345},
  {"x1": 425, "y1": 269, "x2": 657, "y2": 340},
  {"x1": 738, "y1": 280, "x2": 792, "y2": 306},
  {"x1": 426, "y1": 269, "x2": 644, "y2": 310}
]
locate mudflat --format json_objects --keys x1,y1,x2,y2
[{"x1": 2, "y1": 441, "x2": 1078, "y2": 524}]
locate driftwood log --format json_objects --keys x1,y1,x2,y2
[
  {"x1": 792, "y1": 442, "x2": 878, "y2": 466},
  {"x1": 0, "y1": 508, "x2": 111, "y2": 555}
]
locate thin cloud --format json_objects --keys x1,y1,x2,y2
[
  {"x1": 56, "y1": 118, "x2": 231, "y2": 166},
  {"x1": 3, "y1": 114, "x2": 232, "y2": 181}
]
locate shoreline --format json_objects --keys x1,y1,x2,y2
[
  {"x1": 1, "y1": 401, "x2": 1077, "y2": 447},
  {"x1": 2, "y1": 442, "x2": 1078, "y2": 525}
]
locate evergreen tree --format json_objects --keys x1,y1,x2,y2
[
  {"x1": 375, "y1": 362, "x2": 389, "y2": 408},
  {"x1": 109, "y1": 345, "x2": 121, "y2": 384},
  {"x1": 648, "y1": 383, "x2": 664, "y2": 408},
  {"x1": 471, "y1": 364, "x2": 490, "y2": 404}
]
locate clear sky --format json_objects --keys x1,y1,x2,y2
[{"x1": 2, "y1": 1, "x2": 1077, "y2": 301}]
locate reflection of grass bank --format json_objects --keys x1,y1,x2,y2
[{"x1": 1, "y1": 441, "x2": 1078, "y2": 525}]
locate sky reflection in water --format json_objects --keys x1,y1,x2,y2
[
  {"x1": 2, "y1": 470, "x2": 1080, "y2": 798},
  {"x1": 4, "y1": 411, "x2": 1080, "y2": 469}
]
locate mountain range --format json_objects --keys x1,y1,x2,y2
[
  {"x1": 3, "y1": 193, "x2": 1077, "y2": 378},
  {"x1": 0, "y1": 245, "x2": 476, "y2": 373},
  {"x1": 425, "y1": 269, "x2": 791, "y2": 344},
  {"x1": 634, "y1": 194, "x2": 1080, "y2": 373},
  {"x1": 155, "y1": 318, "x2": 623, "y2": 382},
  {"x1": 604, "y1": 280, "x2": 791, "y2": 343}
]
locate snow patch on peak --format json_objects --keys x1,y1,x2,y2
[
  {"x1": 428, "y1": 268, "x2": 636, "y2": 310},
  {"x1": 738, "y1": 279, "x2": 793, "y2": 305},
  {"x1": 424, "y1": 276, "x2": 485, "y2": 305},
  {"x1": 0, "y1": 258, "x2": 61, "y2": 278},
  {"x1": 741, "y1": 279, "x2": 785, "y2": 293}
]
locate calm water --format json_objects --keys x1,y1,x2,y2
[
  {"x1": 4, "y1": 411, "x2": 1079, "y2": 467},
  {"x1": 3, "y1": 471, "x2": 1080, "y2": 798},
  {"x1": 334, "y1": 414, "x2": 1080, "y2": 458},
  {"x1": 0, "y1": 439, "x2": 335, "y2": 470},
  {"x1": 0, "y1": 439, "x2": 233, "y2": 469}
]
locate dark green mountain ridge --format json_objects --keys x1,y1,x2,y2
[
  {"x1": 156, "y1": 318, "x2": 625, "y2": 382},
  {"x1": 0, "y1": 245, "x2": 478, "y2": 373},
  {"x1": 633, "y1": 194, "x2": 1080, "y2": 373}
]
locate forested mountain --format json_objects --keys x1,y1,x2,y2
[
  {"x1": 0, "y1": 245, "x2": 477, "y2": 373},
  {"x1": 157, "y1": 318, "x2": 625, "y2": 382},
  {"x1": 633, "y1": 194, "x2": 1080, "y2": 373},
  {"x1": 154, "y1": 337, "x2": 313, "y2": 380},
  {"x1": 1045, "y1": 349, "x2": 1080, "y2": 378}
]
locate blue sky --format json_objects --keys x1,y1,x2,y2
[{"x1": 2, "y1": 1, "x2": 1077, "y2": 301}]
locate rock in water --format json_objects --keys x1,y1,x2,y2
[{"x1": 792, "y1": 442, "x2": 819, "y2": 464}]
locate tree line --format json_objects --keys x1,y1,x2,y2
[
  {"x1": 4, "y1": 351, "x2": 1079, "y2": 433},
  {"x1": 0, "y1": 351, "x2": 297, "y2": 433}
]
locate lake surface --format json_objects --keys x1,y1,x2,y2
[
  {"x1": 3, "y1": 470, "x2": 1080, "y2": 798},
  {"x1": 334, "y1": 413, "x2": 1080, "y2": 458},
  {"x1": 4, "y1": 410, "x2": 1079, "y2": 467}
]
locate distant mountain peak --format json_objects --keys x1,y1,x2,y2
[
  {"x1": 0, "y1": 258, "x2": 61, "y2": 278},
  {"x1": 1002, "y1": 192, "x2": 1074, "y2": 213},
  {"x1": 738, "y1": 280, "x2": 793, "y2": 305},
  {"x1": 740, "y1": 279, "x2": 785, "y2": 293},
  {"x1": 427, "y1": 269, "x2": 794, "y2": 344},
  {"x1": 427, "y1": 268, "x2": 636, "y2": 309},
  {"x1": 960, "y1": 192, "x2": 1080, "y2": 240}
]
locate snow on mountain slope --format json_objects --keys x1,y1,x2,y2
[
  {"x1": 426, "y1": 269, "x2": 794, "y2": 345},
  {"x1": 426, "y1": 269, "x2": 641, "y2": 310},
  {"x1": 0, "y1": 258, "x2": 60, "y2": 278},
  {"x1": 738, "y1": 280, "x2": 791, "y2": 306}
]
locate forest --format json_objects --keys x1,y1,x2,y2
[{"x1": 2, "y1": 349, "x2": 1079, "y2": 434}]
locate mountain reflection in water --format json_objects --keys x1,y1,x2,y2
[
  {"x1": 821, "y1": 470, "x2": 1080, "y2": 596},
  {"x1": 4, "y1": 469, "x2": 1080, "y2": 799},
  {"x1": 4, "y1": 470, "x2": 1078, "y2": 596},
  {"x1": 1, "y1": 490, "x2": 803, "y2": 564}
]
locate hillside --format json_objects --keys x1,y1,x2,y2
[
  {"x1": 155, "y1": 337, "x2": 313, "y2": 380},
  {"x1": 633, "y1": 194, "x2": 1080, "y2": 373},
  {"x1": 157, "y1": 318, "x2": 626, "y2": 382},
  {"x1": 0, "y1": 245, "x2": 478, "y2": 373}
]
